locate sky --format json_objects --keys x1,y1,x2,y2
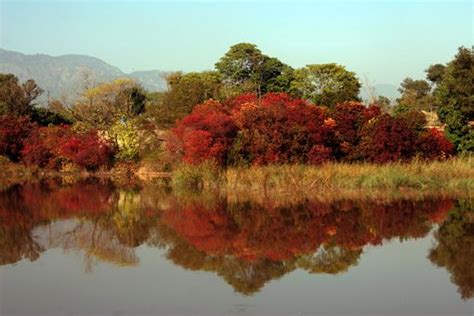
[{"x1": 0, "y1": 0, "x2": 472, "y2": 85}]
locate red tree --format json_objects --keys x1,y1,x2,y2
[
  {"x1": 21, "y1": 125, "x2": 71, "y2": 169},
  {"x1": 232, "y1": 93, "x2": 335, "y2": 165},
  {"x1": 0, "y1": 116, "x2": 36, "y2": 162},
  {"x1": 168, "y1": 100, "x2": 238, "y2": 165},
  {"x1": 416, "y1": 128, "x2": 454, "y2": 159},
  {"x1": 60, "y1": 130, "x2": 115, "y2": 171},
  {"x1": 331, "y1": 101, "x2": 381, "y2": 160},
  {"x1": 356, "y1": 114, "x2": 418, "y2": 163}
]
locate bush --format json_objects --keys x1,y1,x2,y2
[
  {"x1": 110, "y1": 120, "x2": 140, "y2": 161},
  {"x1": 0, "y1": 115, "x2": 36, "y2": 162},
  {"x1": 21, "y1": 125, "x2": 71, "y2": 169},
  {"x1": 416, "y1": 128, "x2": 454, "y2": 159},
  {"x1": 168, "y1": 100, "x2": 238, "y2": 165},
  {"x1": 331, "y1": 101, "x2": 381, "y2": 159},
  {"x1": 60, "y1": 130, "x2": 115, "y2": 171},
  {"x1": 231, "y1": 93, "x2": 335, "y2": 165},
  {"x1": 356, "y1": 114, "x2": 418, "y2": 163}
]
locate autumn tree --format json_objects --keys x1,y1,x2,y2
[
  {"x1": 0, "y1": 116, "x2": 36, "y2": 162},
  {"x1": 168, "y1": 100, "x2": 238, "y2": 165},
  {"x1": 331, "y1": 101, "x2": 381, "y2": 160},
  {"x1": 230, "y1": 93, "x2": 336, "y2": 165},
  {"x1": 60, "y1": 130, "x2": 115, "y2": 171},
  {"x1": 355, "y1": 114, "x2": 420, "y2": 162},
  {"x1": 21, "y1": 125, "x2": 71, "y2": 169},
  {"x1": 291, "y1": 63, "x2": 361, "y2": 108},
  {"x1": 71, "y1": 78, "x2": 147, "y2": 129}
]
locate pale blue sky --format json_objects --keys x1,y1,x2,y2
[{"x1": 0, "y1": 0, "x2": 472, "y2": 85}]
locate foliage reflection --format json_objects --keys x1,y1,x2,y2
[{"x1": 0, "y1": 179, "x2": 471, "y2": 298}]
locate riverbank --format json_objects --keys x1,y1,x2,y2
[
  {"x1": 1, "y1": 156, "x2": 472, "y2": 201},
  {"x1": 171, "y1": 156, "x2": 474, "y2": 201}
]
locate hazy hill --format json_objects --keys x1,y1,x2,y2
[
  {"x1": 0, "y1": 48, "x2": 168, "y2": 104},
  {"x1": 360, "y1": 83, "x2": 400, "y2": 104}
]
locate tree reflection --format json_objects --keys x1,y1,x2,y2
[
  {"x1": 429, "y1": 201, "x2": 474, "y2": 300},
  {"x1": 0, "y1": 180, "x2": 470, "y2": 297}
]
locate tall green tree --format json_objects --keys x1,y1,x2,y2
[
  {"x1": 146, "y1": 71, "x2": 223, "y2": 127},
  {"x1": 435, "y1": 47, "x2": 474, "y2": 152},
  {"x1": 291, "y1": 63, "x2": 361, "y2": 108},
  {"x1": 394, "y1": 77, "x2": 435, "y2": 114},
  {"x1": 0, "y1": 73, "x2": 43, "y2": 116},
  {"x1": 215, "y1": 43, "x2": 292, "y2": 97}
]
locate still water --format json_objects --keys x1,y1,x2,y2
[{"x1": 0, "y1": 179, "x2": 472, "y2": 316}]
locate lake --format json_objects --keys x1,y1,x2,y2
[{"x1": 0, "y1": 178, "x2": 472, "y2": 316}]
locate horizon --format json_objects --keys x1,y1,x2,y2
[{"x1": 1, "y1": 0, "x2": 472, "y2": 86}]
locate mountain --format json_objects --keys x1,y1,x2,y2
[
  {"x1": 0, "y1": 48, "x2": 168, "y2": 104},
  {"x1": 129, "y1": 70, "x2": 169, "y2": 92}
]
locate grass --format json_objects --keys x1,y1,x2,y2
[{"x1": 171, "y1": 156, "x2": 474, "y2": 201}]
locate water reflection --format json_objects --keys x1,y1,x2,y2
[{"x1": 0, "y1": 179, "x2": 472, "y2": 299}]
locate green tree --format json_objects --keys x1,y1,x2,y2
[
  {"x1": 426, "y1": 63, "x2": 446, "y2": 85},
  {"x1": 291, "y1": 63, "x2": 361, "y2": 108},
  {"x1": 0, "y1": 73, "x2": 43, "y2": 116},
  {"x1": 429, "y1": 205, "x2": 474, "y2": 300},
  {"x1": 146, "y1": 71, "x2": 223, "y2": 127},
  {"x1": 394, "y1": 77, "x2": 435, "y2": 114},
  {"x1": 215, "y1": 43, "x2": 292, "y2": 97},
  {"x1": 71, "y1": 78, "x2": 147, "y2": 129},
  {"x1": 435, "y1": 47, "x2": 474, "y2": 152}
]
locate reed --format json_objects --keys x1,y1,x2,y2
[{"x1": 171, "y1": 156, "x2": 474, "y2": 200}]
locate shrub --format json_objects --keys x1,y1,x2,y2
[
  {"x1": 356, "y1": 114, "x2": 418, "y2": 163},
  {"x1": 21, "y1": 125, "x2": 71, "y2": 169},
  {"x1": 0, "y1": 115, "x2": 36, "y2": 162},
  {"x1": 331, "y1": 101, "x2": 381, "y2": 159},
  {"x1": 416, "y1": 128, "x2": 454, "y2": 159},
  {"x1": 168, "y1": 100, "x2": 238, "y2": 165},
  {"x1": 110, "y1": 120, "x2": 140, "y2": 161},
  {"x1": 231, "y1": 93, "x2": 335, "y2": 165},
  {"x1": 60, "y1": 130, "x2": 115, "y2": 171},
  {"x1": 397, "y1": 110, "x2": 427, "y2": 133}
]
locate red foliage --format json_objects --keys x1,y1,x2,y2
[
  {"x1": 331, "y1": 102, "x2": 381, "y2": 160},
  {"x1": 224, "y1": 93, "x2": 258, "y2": 112},
  {"x1": 356, "y1": 114, "x2": 418, "y2": 163},
  {"x1": 169, "y1": 92, "x2": 455, "y2": 165},
  {"x1": 21, "y1": 125, "x2": 71, "y2": 169},
  {"x1": 0, "y1": 115, "x2": 36, "y2": 162},
  {"x1": 399, "y1": 111, "x2": 427, "y2": 132},
  {"x1": 160, "y1": 197, "x2": 454, "y2": 263},
  {"x1": 416, "y1": 128, "x2": 454, "y2": 159},
  {"x1": 231, "y1": 93, "x2": 335, "y2": 165},
  {"x1": 169, "y1": 100, "x2": 238, "y2": 165},
  {"x1": 307, "y1": 145, "x2": 332, "y2": 164},
  {"x1": 60, "y1": 130, "x2": 115, "y2": 171}
]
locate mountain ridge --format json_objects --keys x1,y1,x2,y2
[{"x1": 0, "y1": 48, "x2": 168, "y2": 104}]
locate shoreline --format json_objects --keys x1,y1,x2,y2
[{"x1": 1, "y1": 156, "x2": 472, "y2": 201}]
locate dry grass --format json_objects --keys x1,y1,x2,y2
[{"x1": 172, "y1": 156, "x2": 474, "y2": 201}]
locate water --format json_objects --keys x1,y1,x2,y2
[{"x1": 0, "y1": 179, "x2": 472, "y2": 316}]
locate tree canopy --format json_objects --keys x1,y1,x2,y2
[{"x1": 291, "y1": 63, "x2": 361, "y2": 108}]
